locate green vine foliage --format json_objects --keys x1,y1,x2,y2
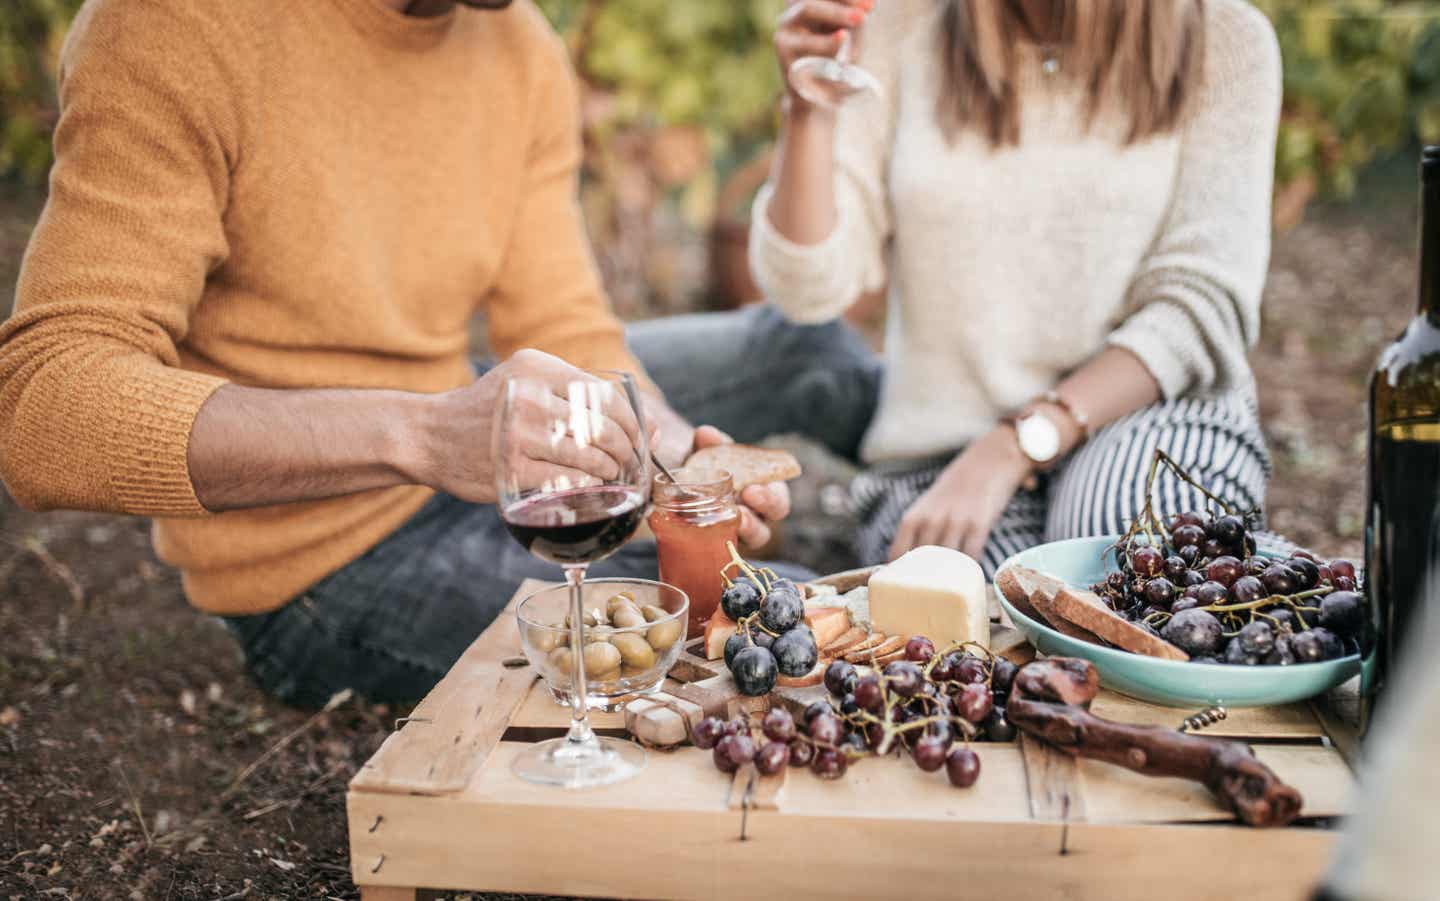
[{"x1": 2, "y1": 0, "x2": 1438, "y2": 207}]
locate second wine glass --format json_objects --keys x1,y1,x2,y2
[
  {"x1": 495, "y1": 370, "x2": 650, "y2": 788},
  {"x1": 788, "y1": 29, "x2": 882, "y2": 110}
]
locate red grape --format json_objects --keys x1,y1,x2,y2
[
  {"x1": 1130, "y1": 546, "x2": 1164, "y2": 578},
  {"x1": 1213, "y1": 515, "x2": 1245, "y2": 544},
  {"x1": 1330, "y1": 560, "x2": 1357, "y2": 582},
  {"x1": 823, "y1": 660, "x2": 858, "y2": 697},
  {"x1": 1333, "y1": 575, "x2": 1357, "y2": 592},
  {"x1": 811, "y1": 748, "x2": 848, "y2": 780},
  {"x1": 713, "y1": 745, "x2": 739, "y2": 773},
  {"x1": 904, "y1": 636, "x2": 936, "y2": 663},
  {"x1": 853, "y1": 675, "x2": 884, "y2": 712},
  {"x1": 1170, "y1": 511, "x2": 1206, "y2": 530},
  {"x1": 930, "y1": 653, "x2": 961, "y2": 682},
  {"x1": 716, "y1": 733, "x2": 755, "y2": 770},
  {"x1": 722, "y1": 717, "x2": 749, "y2": 737},
  {"x1": 762, "y1": 708, "x2": 796, "y2": 743},
  {"x1": 1317, "y1": 564, "x2": 1334, "y2": 584},
  {"x1": 788, "y1": 739, "x2": 815, "y2": 767},
  {"x1": 1229, "y1": 575, "x2": 1265, "y2": 604},
  {"x1": 1260, "y1": 564, "x2": 1297, "y2": 596},
  {"x1": 755, "y1": 741, "x2": 789, "y2": 776},
  {"x1": 956, "y1": 656, "x2": 988, "y2": 685},
  {"x1": 809, "y1": 712, "x2": 843, "y2": 746},
  {"x1": 692, "y1": 716, "x2": 725, "y2": 750},
  {"x1": 1144, "y1": 577, "x2": 1176, "y2": 608},
  {"x1": 803, "y1": 700, "x2": 831, "y2": 724},
  {"x1": 957, "y1": 683, "x2": 994, "y2": 723},
  {"x1": 912, "y1": 736, "x2": 948, "y2": 772},
  {"x1": 946, "y1": 747, "x2": 981, "y2": 788},
  {"x1": 1171, "y1": 524, "x2": 1205, "y2": 550},
  {"x1": 1206, "y1": 556, "x2": 1243, "y2": 588},
  {"x1": 883, "y1": 661, "x2": 923, "y2": 698}
]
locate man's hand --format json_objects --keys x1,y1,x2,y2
[
  {"x1": 415, "y1": 349, "x2": 640, "y2": 504},
  {"x1": 888, "y1": 427, "x2": 1033, "y2": 562},
  {"x1": 691, "y1": 425, "x2": 792, "y2": 550}
]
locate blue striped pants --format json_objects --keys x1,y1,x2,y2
[{"x1": 853, "y1": 391, "x2": 1273, "y2": 574}]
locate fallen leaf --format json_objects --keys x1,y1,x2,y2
[
  {"x1": 269, "y1": 857, "x2": 296, "y2": 871},
  {"x1": 179, "y1": 690, "x2": 197, "y2": 717},
  {"x1": 0, "y1": 706, "x2": 19, "y2": 727}
]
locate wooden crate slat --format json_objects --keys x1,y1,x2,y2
[
  {"x1": 1020, "y1": 733, "x2": 1088, "y2": 822},
  {"x1": 1089, "y1": 693, "x2": 1324, "y2": 739},
  {"x1": 349, "y1": 779, "x2": 1336, "y2": 900},
  {"x1": 350, "y1": 662, "x2": 534, "y2": 796},
  {"x1": 1252, "y1": 745, "x2": 1354, "y2": 818},
  {"x1": 509, "y1": 677, "x2": 631, "y2": 731}
]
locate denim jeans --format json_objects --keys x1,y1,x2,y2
[{"x1": 223, "y1": 306, "x2": 883, "y2": 706}]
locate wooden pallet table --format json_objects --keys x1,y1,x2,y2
[{"x1": 347, "y1": 580, "x2": 1356, "y2": 901}]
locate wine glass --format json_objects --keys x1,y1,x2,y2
[
  {"x1": 788, "y1": 29, "x2": 882, "y2": 109},
  {"x1": 496, "y1": 370, "x2": 651, "y2": 788}
]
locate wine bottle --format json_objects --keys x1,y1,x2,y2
[{"x1": 1363, "y1": 145, "x2": 1440, "y2": 734}]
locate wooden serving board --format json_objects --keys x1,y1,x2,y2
[{"x1": 347, "y1": 580, "x2": 1357, "y2": 901}]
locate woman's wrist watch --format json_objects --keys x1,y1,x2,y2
[{"x1": 1003, "y1": 390, "x2": 1091, "y2": 473}]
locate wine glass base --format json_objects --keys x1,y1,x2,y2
[
  {"x1": 788, "y1": 58, "x2": 883, "y2": 109},
  {"x1": 510, "y1": 736, "x2": 646, "y2": 789}
]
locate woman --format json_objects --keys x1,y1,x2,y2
[{"x1": 750, "y1": 0, "x2": 1281, "y2": 572}]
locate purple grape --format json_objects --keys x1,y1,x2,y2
[
  {"x1": 1229, "y1": 575, "x2": 1265, "y2": 604},
  {"x1": 957, "y1": 683, "x2": 994, "y2": 723},
  {"x1": 824, "y1": 660, "x2": 858, "y2": 697},
  {"x1": 762, "y1": 708, "x2": 796, "y2": 743},
  {"x1": 1206, "y1": 556, "x2": 1244, "y2": 588},
  {"x1": 946, "y1": 747, "x2": 981, "y2": 788},
  {"x1": 912, "y1": 736, "x2": 948, "y2": 772},
  {"x1": 693, "y1": 716, "x2": 725, "y2": 750},
  {"x1": 755, "y1": 741, "x2": 789, "y2": 775},
  {"x1": 883, "y1": 661, "x2": 923, "y2": 698},
  {"x1": 811, "y1": 748, "x2": 847, "y2": 780}
]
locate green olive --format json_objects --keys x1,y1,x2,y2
[
  {"x1": 582, "y1": 641, "x2": 622, "y2": 676},
  {"x1": 611, "y1": 608, "x2": 646, "y2": 629},
  {"x1": 584, "y1": 626, "x2": 615, "y2": 644},
  {"x1": 547, "y1": 646, "x2": 574, "y2": 676},
  {"x1": 563, "y1": 610, "x2": 601, "y2": 628},
  {"x1": 621, "y1": 664, "x2": 652, "y2": 679},
  {"x1": 606, "y1": 591, "x2": 639, "y2": 616},
  {"x1": 592, "y1": 668, "x2": 622, "y2": 689},
  {"x1": 646, "y1": 618, "x2": 682, "y2": 652},
  {"x1": 528, "y1": 626, "x2": 562, "y2": 653},
  {"x1": 610, "y1": 632, "x2": 656, "y2": 670},
  {"x1": 641, "y1": 604, "x2": 668, "y2": 623}
]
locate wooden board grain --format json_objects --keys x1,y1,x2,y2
[
  {"x1": 350, "y1": 662, "x2": 535, "y2": 796},
  {"x1": 1089, "y1": 694, "x2": 1325, "y2": 740},
  {"x1": 1019, "y1": 733, "x2": 1087, "y2": 823}
]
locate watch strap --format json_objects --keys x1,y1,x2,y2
[{"x1": 1043, "y1": 390, "x2": 1091, "y2": 443}]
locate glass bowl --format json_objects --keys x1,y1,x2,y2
[{"x1": 516, "y1": 578, "x2": 689, "y2": 712}]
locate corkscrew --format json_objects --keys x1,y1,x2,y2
[{"x1": 1178, "y1": 706, "x2": 1228, "y2": 733}]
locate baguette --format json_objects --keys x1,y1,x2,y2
[
  {"x1": 1051, "y1": 587, "x2": 1189, "y2": 661},
  {"x1": 998, "y1": 566, "x2": 1105, "y2": 645},
  {"x1": 680, "y1": 444, "x2": 801, "y2": 490}
]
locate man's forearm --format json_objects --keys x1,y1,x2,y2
[{"x1": 188, "y1": 384, "x2": 436, "y2": 511}]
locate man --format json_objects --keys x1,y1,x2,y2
[{"x1": 0, "y1": 0, "x2": 880, "y2": 706}]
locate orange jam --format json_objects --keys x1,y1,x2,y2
[{"x1": 649, "y1": 471, "x2": 740, "y2": 638}]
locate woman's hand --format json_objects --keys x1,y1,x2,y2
[
  {"x1": 775, "y1": 0, "x2": 873, "y2": 102},
  {"x1": 888, "y1": 426, "x2": 1034, "y2": 562}
]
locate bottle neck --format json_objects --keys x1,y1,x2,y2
[{"x1": 1421, "y1": 150, "x2": 1438, "y2": 319}]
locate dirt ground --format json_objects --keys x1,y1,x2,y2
[{"x1": 0, "y1": 153, "x2": 1427, "y2": 899}]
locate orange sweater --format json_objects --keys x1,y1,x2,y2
[{"x1": 0, "y1": 0, "x2": 650, "y2": 615}]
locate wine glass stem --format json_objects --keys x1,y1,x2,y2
[
  {"x1": 836, "y1": 29, "x2": 854, "y2": 65},
  {"x1": 564, "y1": 564, "x2": 597, "y2": 747}
]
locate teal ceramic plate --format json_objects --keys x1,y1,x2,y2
[{"x1": 995, "y1": 535, "x2": 1360, "y2": 708}]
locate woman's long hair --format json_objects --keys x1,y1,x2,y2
[{"x1": 937, "y1": 0, "x2": 1206, "y2": 146}]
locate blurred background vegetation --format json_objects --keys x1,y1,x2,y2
[{"x1": 2, "y1": 0, "x2": 1439, "y2": 311}]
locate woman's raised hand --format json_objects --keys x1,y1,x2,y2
[{"x1": 775, "y1": 0, "x2": 873, "y2": 96}]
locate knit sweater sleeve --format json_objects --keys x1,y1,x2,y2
[
  {"x1": 1107, "y1": 1, "x2": 1282, "y2": 399},
  {"x1": 484, "y1": 12, "x2": 655, "y2": 392},
  {"x1": 746, "y1": 1, "x2": 916, "y2": 324},
  {"x1": 0, "y1": 0, "x2": 237, "y2": 516}
]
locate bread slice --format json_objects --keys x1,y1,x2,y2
[
  {"x1": 1051, "y1": 587, "x2": 1189, "y2": 661},
  {"x1": 681, "y1": 444, "x2": 802, "y2": 490},
  {"x1": 871, "y1": 649, "x2": 907, "y2": 666},
  {"x1": 843, "y1": 632, "x2": 888, "y2": 655},
  {"x1": 703, "y1": 612, "x2": 737, "y2": 660},
  {"x1": 776, "y1": 660, "x2": 826, "y2": 688},
  {"x1": 996, "y1": 566, "x2": 1105, "y2": 645}
]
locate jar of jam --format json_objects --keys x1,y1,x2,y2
[{"x1": 649, "y1": 471, "x2": 741, "y2": 638}]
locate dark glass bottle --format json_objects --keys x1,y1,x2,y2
[{"x1": 1362, "y1": 146, "x2": 1440, "y2": 734}]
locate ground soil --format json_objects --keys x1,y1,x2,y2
[{"x1": 0, "y1": 153, "x2": 1426, "y2": 899}]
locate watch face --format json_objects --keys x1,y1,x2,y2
[{"x1": 1016, "y1": 413, "x2": 1061, "y2": 464}]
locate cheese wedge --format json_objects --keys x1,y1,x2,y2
[{"x1": 867, "y1": 546, "x2": 989, "y2": 648}]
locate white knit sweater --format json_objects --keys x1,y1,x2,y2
[{"x1": 750, "y1": 0, "x2": 1281, "y2": 463}]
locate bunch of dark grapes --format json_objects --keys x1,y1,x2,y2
[
  {"x1": 720, "y1": 572, "x2": 818, "y2": 696},
  {"x1": 699, "y1": 636, "x2": 1014, "y2": 788},
  {"x1": 1089, "y1": 510, "x2": 1365, "y2": 666}
]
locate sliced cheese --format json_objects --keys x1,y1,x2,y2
[
  {"x1": 802, "y1": 607, "x2": 850, "y2": 648},
  {"x1": 867, "y1": 546, "x2": 989, "y2": 648}
]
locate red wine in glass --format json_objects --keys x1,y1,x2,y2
[{"x1": 502, "y1": 486, "x2": 646, "y2": 565}]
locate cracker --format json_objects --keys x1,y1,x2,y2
[
  {"x1": 821, "y1": 626, "x2": 870, "y2": 656},
  {"x1": 844, "y1": 634, "x2": 905, "y2": 664},
  {"x1": 776, "y1": 661, "x2": 826, "y2": 688},
  {"x1": 680, "y1": 444, "x2": 802, "y2": 490}
]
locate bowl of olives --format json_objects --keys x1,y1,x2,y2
[
  {"x1": 517, "y1": 578, "x2": 688, "y2": 711},
  {"x1": 996, "y1": 534, "x2": 1362, "y2": 708}
]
